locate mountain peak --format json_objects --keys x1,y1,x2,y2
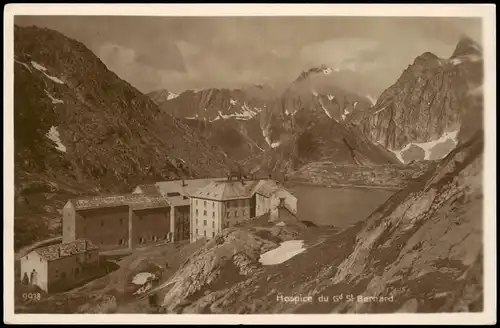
[
  {"x1": 451, "y1": 35, "x2": 482, "y2": 58},
  {"x1": 294, "y1": 65, "x2": 337, "y2": 83}
]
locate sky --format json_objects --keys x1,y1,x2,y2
[{"x1": 15, "y1": 16, "x2": 482, "y2": 96}]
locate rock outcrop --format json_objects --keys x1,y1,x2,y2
[
  {"x1": 355, "y1": 36, "x2": 483, "y2": 164},
  {"x1": 13, "y1": 25, "x2": 236, "y2": 249}
]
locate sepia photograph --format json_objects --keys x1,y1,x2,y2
[{"x1": 3, "y1": 4, "x2": 496, "y2": 325}]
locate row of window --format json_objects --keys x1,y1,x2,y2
[
  {"x1": 137, "y1": 233, "x2": 172, "y2": 244},
  {"x1": 194, "y1": 199, "x2": 250, "y2": 208},
  {"x1": 195, "y1": 228, "x2": 216, "y2": 238},
  {"x1": 193, "y1": 209, "x2": 248, "y2": 219},
  {"x1": 196, "y1": 219, "x2": 216, "y2": 228},
  {"x1": 227, "y1": 209, "x2": 247, "y2": 218}
]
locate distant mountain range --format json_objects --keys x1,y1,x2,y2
[{"x1": 14, "y1": 24, "x2": 484, "y2": 191}]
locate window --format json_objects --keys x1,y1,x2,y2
[
  {"x1": 164, "y1": 234, "x2": 168, "y2": 240},
  {"x1": 196, "y1": 199, "x2": 198, "y2": 205},
  {"x1": 235, "y1": 210, "x2": 239, "y2": 217},
  {"x1": 212, "y1": 221, "x2": 215, "y2": 228},
  {"x1": 204, "y1": 201, "x2": 207, "y2": 207},
  {"x1": 75, "y1": 267, "x2": 80, "y2": 276},
  {"x1": 212, "y1": 212, "x2": 215, "y2": 218},
  {"x1": 204, "y1": 220, "x2": 207, "y2": 226},
  {"x1": 120, "y1": 218, "x2": 123, "y2": 225},
  {"x1": 40, "y1": 257, "x2": 42, "y2": 262},
  {"x1": 204, "y1": 231, "x2": 206, "y2": 237},
  {"x1": 213, "y1": 232, "x2": 215, "y2": 238},
  {"x1": 61, "y1": 272, "x2": 67, "y2": 280},
  {"x1": 212, "y1": 202, "x2": 215, "y2": 208},
  {"x1": 196, "y1": 229, "x2": 198, "y2": 235},
  {"x1": 101, "y1": 220, "x2": 104, "y2": 227},
  {"x1": 196, "y1": 218, "x2": 198, "y2": 225},
  {"x1": 243, "y1": 210, "x2": 247, "y2": 216},
  {"x1": 196, "y1": 209, "x2": 199, "y2": 215},
  {"x1": 203, "y1": 210, "x2": 207, "y2": 216},
  {"x1": 227, "y1": 212, "x2": 231, "y2": 218}
]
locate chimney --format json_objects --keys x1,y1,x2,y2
[
  {"x1": 84, "y1": 240, "x2": 88, "y2": 251},
  {"x1": 57, "y1": 247, "x2": 61, "y2": 258}
]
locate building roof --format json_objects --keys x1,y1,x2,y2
[
  {"x1": 254, "y1": 179, "x2": 281, "y2": 197},
  {"x1": 135, "y1": 184, "x2": 162, "y2": 196},
  {"x1": 191, "y1": 180, "x2": 260, "y2": 201},
  {"x1": 154, "y1": 178, "x2": 226, "y2": 197},
  {"x1": 149, "y1": 178, "x2": 225, "y2": 206},
  {"x1": 32, "y1": 239, "x2": 99, "y2": 262},
  {"x1": 69, "y1": 193, "x2": 170, "y2": 211}
]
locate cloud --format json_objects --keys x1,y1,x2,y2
[{"x1": 299, "y1": 37, "x2": 381, "y2": 69}]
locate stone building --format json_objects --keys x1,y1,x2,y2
[
  {"x1": 132, "y1": 178, "x2": 225, "y2": 242},
  {"x1": 189, "y1": 179, "x2": 256, "y2": 242},
  {"x1": 62, "y1": 194, "x2": 172, "y2": 251},
  {"x1": 189, "y1": 178, "x2": 298, "y2": 243},
  {"x1": 20, "y1": 239, "x2": 99, "y2": 293}
]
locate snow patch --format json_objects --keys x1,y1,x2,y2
[
  {"x1": 366, "y1": 94, "x2": 377, "y2": 106},
  {"x1": 284, "y1": 109, "x2": 290, "y2": 116},
  {"x1": 327, "y1": 95, "x2": 335, "y2": 101},
  {"x1": 312, "y1": 90, "x2": 319, "y2": 97},
  {"x1": 259, "y1": 240, "x2": 306, "y2": 265},
  {"x1": 450, "y1": 58, "x2": 462, "y2": 65},
  {"x1": 275, "y1": 221, "x2": 286, "y2": 227},
  {"x1": 167, "y1": 92, "x2": 179, "y2": 100},
  {"x1": 322, "y1": 67, "x2": 333, "y2": 75},
  {"x1": 209, "y1": 115, "x2": 221, "y2": 122},
  {"x1": 230, "y1": 99, "x2": 237, "y2": 105},
  {"x1": 45, "y1": 90, "x2": 64, "y2": 104},
  {"x1": 15, "y1": 59, "x2": 32, "y2": 72},
  {"x1": 271, "y1": 141, "x2": 281, "y2": 148},
  {"x1": 390, "y1": 129, "x2": 460, "y2": 163},
  {"x1": 31, "y1": 61, "x2": 64, "y2": 84},
  {"x1": 31, "y1": 61, "x2": 47, "y2": 72},
  {"x1": 373, "y1": 106, "x2": 388, "y2": 115},
  {"x1": 186, "y1": 114, "x2": 199, "y2": 120},
  {"x1": 321, "y1": 105, "x2": 332, "y2": 119},
  {"x1": 132, "y1": 272, "x2": 154, "y2": 285},
  {"x1": 215, "y1": 104, "x2": 258, "y2": 121},
  {"x1": 45, "y1": 126, "x2": 67, "y2": 153},
  {"x1": 353, "y1": 101, "x2": 358, "y2": 109}
]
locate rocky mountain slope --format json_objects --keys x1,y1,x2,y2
[
  {"x1": 147, "y1": 89, "x2": 179, "y2": 104},
  {"x1": 13, "y1": 25, "x2": 236, "y2": 249},
  {"x1": 17, "y1": 131, "x2": 483, "y2": 314},
  {"x1": 158, "y1": 130, "x2": 483, "y2": 314},
  {"x1": 286, "y1": 161, "x2": 436, "y2": 190},
  {"x1": 153, "y1": 66, "x2": 395, "y2": 171},
  {"x1": 354, "y1": 36, "x2": 483, "y2": 164}
]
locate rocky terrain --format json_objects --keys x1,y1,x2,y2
[
  {"x1": 16, "y1": 131, "x2": 483, "y2": 314},
  {"x1": 13, "y1": 25, "x2": 238, "y2": 249},
  {"x1": 151, "y1": 65, "x2": 393, "y2": 171},
  {"x1": 156, "y1": 130, "x2": 483, "y2": 314},
  {"x1": 354, "y1": 37, "x2": 483, "y2": 164},
  {"x1": 286, "y1": 161, "x2": 436, "y2": 189}
]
